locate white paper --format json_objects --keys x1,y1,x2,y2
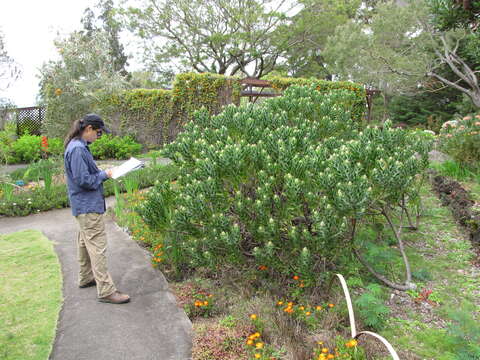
[{"x1": 111, "y1": 157, "x2": 144, "y2": 179}]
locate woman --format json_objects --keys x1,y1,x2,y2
[{"x1": 64, "y1": 113, "x2": 130, "y2": 304}]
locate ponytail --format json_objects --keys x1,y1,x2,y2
[{"x1": 64, "y1": 119, "x2": 85, "y2": 149}]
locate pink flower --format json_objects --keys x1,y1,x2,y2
[
  {"x1": 475, "y1": 122, "x2": 480, "y2": 126},
  {"x1": 446, "y1": 134, "x2": 453, "y2": 138},
  {"x1": 463, "y1": 116, "x2": 472, "y2": 121}
]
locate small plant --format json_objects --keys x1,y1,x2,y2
[
  {"x1": 354, "y1": 284, "x2": 390, "y2": 331},
  {"x1": 0, "y1": 180, "x2": 15, "y2": 202},
  {"x1": 413, "y1": 288, "x2": 438, "y2": 306},
  {"x1": 185, "y1": 292, "x2": 215, "y2": 318},
  {"x1": 219, "y1": 315, "x2": 237, "y2": 328},
  {"x1": 245, "y1": 314, "x2": 283, "y2": 359},
  {"x1": 123, "y1": 173, "x2": 140, "y2": 194}
]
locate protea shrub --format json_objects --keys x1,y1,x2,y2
[{"x1": 139, "y1": 85, "x2": 432, "y2": 290}]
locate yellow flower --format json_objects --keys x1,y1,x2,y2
[
  {"x1": 253, "y1": 332, "x2": 261, "y2": 338},
  {"x1": 256, "y1": 342, "x2": 264, "y2": 349},
  {"x1": 322, "y1": 348, "x2": 329, "y2": 353},
  {"x1": 247, "y1": 339, "x2": 254, "y2": 345},
  {"x1": 255, "y1": 354, "x2": 261, "y2": 359},
  {"x1": 305, "y1": 311, "x2": 311, "y2": 316},
  {"x1": 327, "y1": 355, "x2": 335, "y2": 359},
  {"x1": 328, "y1": 303, "x2": 335, "y2": 308},
  {"x1": 345, "y1": 339, "x2": 357, "y2": 348},
  {"x1": 299, "y1": 306, "x2": 305, "y2": 311},
  {"x1": 250, "y1": 314, "x2": 257, "y2": 320},
  {"x1": 54, "y1": 88, "x2": 62, "y2": 96},
  {"x1": 316, "y1": 306, "x2": 322, "y2": 311}
]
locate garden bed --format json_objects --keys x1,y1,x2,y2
[
  {"x1": 430, "y1": 170, "x2": 480, "y2": 255},
  {"x1": 112, "y1": 183, "x2": 480, "y2": 360}
]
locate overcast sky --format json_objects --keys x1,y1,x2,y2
[{"x1": 0, "y1": 0, "x2": 103, "y2": 107}]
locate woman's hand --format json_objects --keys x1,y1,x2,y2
[{"x1": 106, "y1": 169, "x2": 114, "y2": 178}]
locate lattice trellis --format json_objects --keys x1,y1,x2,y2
[{"x1": 16, "y1": 107, "x2": 45, "y2": 135}]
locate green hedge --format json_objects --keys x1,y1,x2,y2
[
  {"x1": 97, "y1": 73, "x2": 242, "y2": 148},
  {"x1": 266, "y1": 76, "x2": 367, "y2": 121},
  {"x1": 0, "y1": 164, "x2": 178, "y2": 217}
]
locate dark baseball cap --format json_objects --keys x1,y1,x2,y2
[{"x1": 82, "y1": 113, "x2": 111, "y2": 133}]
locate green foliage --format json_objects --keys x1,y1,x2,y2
[
  {"x1": 148, "y1": 85, "x2": 431, "y2": 283},
  {"x1": 136, "y1": 181, "x2": 176, "y2": 232},
  {"x1": 389, "y1": 87, "x2": 463, "y2": 130},
  {"x1": 428, "y1": 0, "x2": 480, "y2": 31},
  {"x1": 431, "y1": 160, "x2": 479, "y2": 181},
  {"x1": 39, "y1": 30, "x2": 130, "y2": 138},
  {"x1": 125, "y1": 0, "x2": 289, "y2": 78},
  {"x1": 89, "y1": 134, "x2": 142, "y2": 160},
  {"x1": 354, "y1": 283, "x2": 389, "y2": 331},
  {"x1": 439, "y1": 113, "x2": 480, "y2": 169},
  {"x1": 267, "y1": 75, "x2": 366, "y2": 121},
  {"x1": 47, "y1": 138, "x2": 63, "y2": 157},
  {"x1": 9, "y1": 134, "x2": 41, "y2": 163},
  {"x1": 411, "y1": 268, "x2": 433, "y2": 282},
  {"x1": 0, "y1": 121, "x2": 16, "y2": 164},
  {"x1": 323, "y1": 1, "x2": 433, "y2": 96},
  {"x1": 279, "y1": 0, "x2": 361, "y2": 78},
  {"x1": 444, "y1": 303, "x2": 480, "y2": 360}
]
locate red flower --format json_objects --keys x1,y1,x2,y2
[{"x1": 41, "y1": 136, "x2": 49, "y2": 152}]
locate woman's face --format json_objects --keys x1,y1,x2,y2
[{"x1": 82, "y1": 125, "x2": 102, "y2": 143}]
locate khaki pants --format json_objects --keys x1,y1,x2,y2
[{"x1": 75, "y1": 213, "x2": 116, "y2": 298}]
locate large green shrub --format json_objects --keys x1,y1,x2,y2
[
  {"x1": 89, "y1": 134, "x2": 142, "y2": 160},
  {"x1": 9, "y1": 134, "x2": 42, "y2": 163},
  {"x1": 140, "y1": 85, "x2": 431, "y2": 289}
]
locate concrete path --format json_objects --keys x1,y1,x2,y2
[{"x1": 0, "y1": 199, "x2": 192, "y2": 360}]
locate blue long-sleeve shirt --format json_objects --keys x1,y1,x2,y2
[{"x1": 64, "y1": 138, "x2": 109, "y2": 216}]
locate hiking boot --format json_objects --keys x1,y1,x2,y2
[
  {"x1": 98, "y1": 291, "x2": 130, "y2": 304},
  {"x1": 79, "y1": 280, "x2": 96, "y2": 288}
]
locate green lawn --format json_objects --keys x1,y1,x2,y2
[{"x1": 0, "y1": 230, "x2": 63, "y2": 360}]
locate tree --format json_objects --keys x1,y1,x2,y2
[
  {"x1": 81, "y1": 0, "x2": 129, "y2": 76},
  {"x1": 324, "y1": 0, "x2": 480, "y2": 110},
  {"x1": 39, "y1": 31, "x2": 130, "y2": 137},
  {"x1": 124, "y1": 0, "x2": 293, "y2": 78},
  {"x1": 278, "y1": 0, "x2": 361, "y2": 78}
]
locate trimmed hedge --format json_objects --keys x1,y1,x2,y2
[
  {"x1": 267, "y1": 76, "x2": 367, "y2": 122},
  {"x1": 0, "y1": 164, "x2": 178, "y2": 217},
  {"x1": 85, "y1": 73, "x2": 242, "y2": 148}
]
